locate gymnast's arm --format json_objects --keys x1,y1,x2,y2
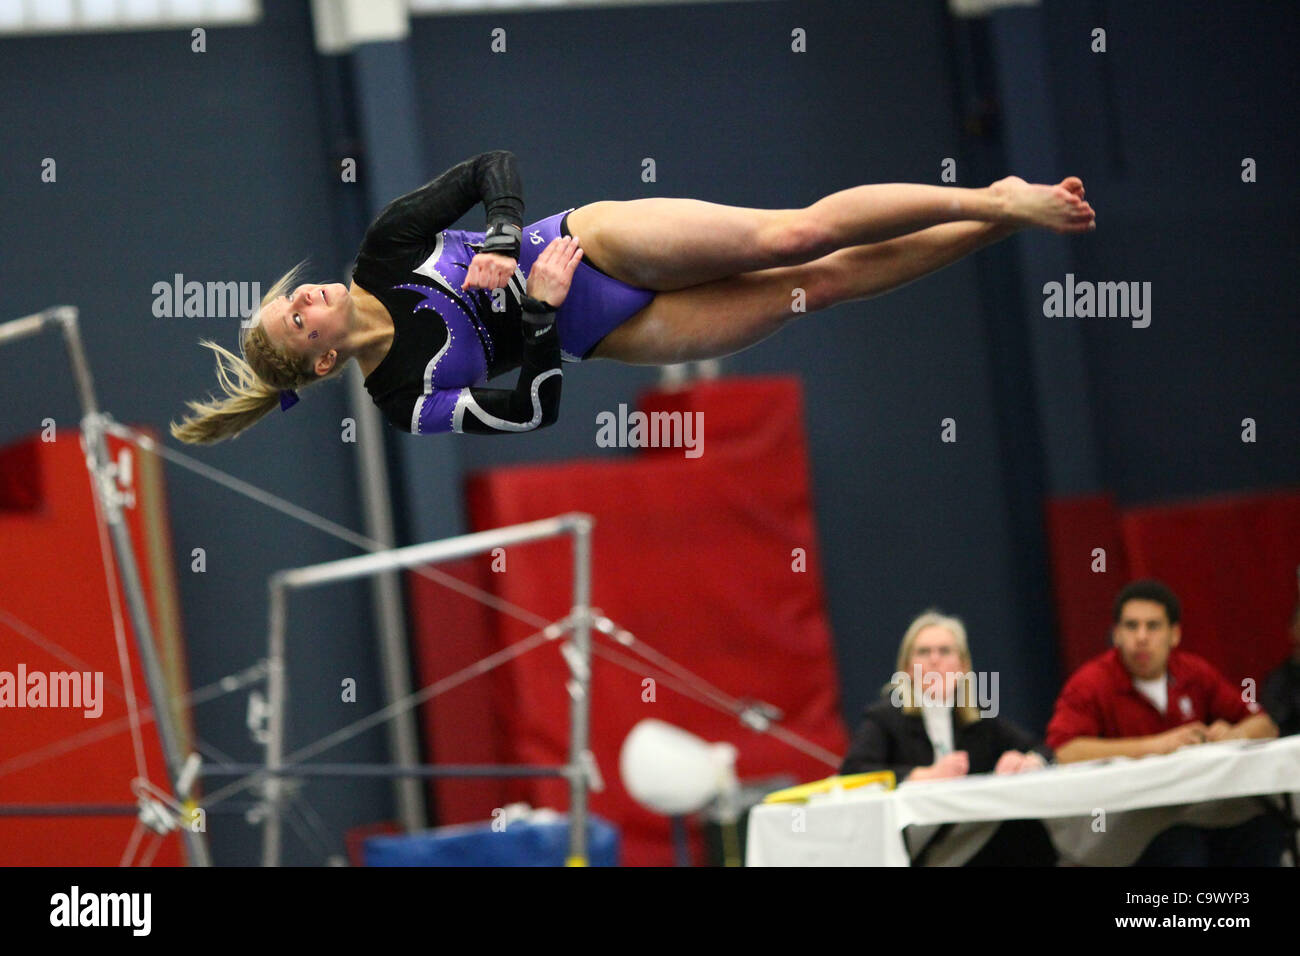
[
  {"x1": 448, "y1": 306, "x2": 563, "y2": 435},
  {"x1": 409, "y1": 297, "x2": 562, "y2": 436},
  {"x1": 359, "y1": 150, "x2": 524, "y2": 262},
  {"x1": 414, "y1": 235, "x2": 579, "y2": 435}
]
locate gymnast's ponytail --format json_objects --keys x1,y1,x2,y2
[{"x1": 170, "y1": 261, "x2": 336, "y2": 445}]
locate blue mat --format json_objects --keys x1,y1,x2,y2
[{"x1": 364, "y1": 815, "x2": 620, "y2": 867}]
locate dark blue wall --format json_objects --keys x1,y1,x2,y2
[
  {"x1": 1, "y1": 0, "x2": 1295, "y2": 865},
  {"x1": 1044, "y1": 1, "x2": 1300, "y2": 504}
]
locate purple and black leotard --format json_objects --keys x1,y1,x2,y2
[{"x1": 354, "y1": 150, "x2": 655, "y2": 435}]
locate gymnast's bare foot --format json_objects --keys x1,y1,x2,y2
[{"x1": 991, "y1": 175, "x2": 1096, "y2": 234}]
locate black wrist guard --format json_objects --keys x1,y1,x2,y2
[
  {"x1": 520, "y1": 294, "x2": 556, "y2": 324},
  {"x1": 482, "y1": 221, "x2": 522, "y2": 260}
]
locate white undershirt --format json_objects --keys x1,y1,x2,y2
[
  {"x1": 1133, "y1": 675, "x2": 1168, "y2": 714},
  {"x1": 920, "y1": 704, "x2": 955, "y2": 757}
]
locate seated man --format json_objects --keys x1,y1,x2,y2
[{"x1": 1047, "y1": 579, "x2": 1282, "y2": 865}]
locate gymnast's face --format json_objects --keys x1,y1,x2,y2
[
  {"x1": 908, "y1": 626, "x2": 967, "y2": 700},
  {"x1": 260, "y1": 282, "x2": 351, "y2": 376}
]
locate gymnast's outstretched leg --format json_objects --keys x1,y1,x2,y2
[
  {"x1": 566, "y1": 176, "x2": 1093, "y2": 292},
  {"x1": 588, "y1": 216, "x2": 1027, "y2": 365}
]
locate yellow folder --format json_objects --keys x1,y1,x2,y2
[{"x1": 762, "y1": 770, "x2": 897, "y2": 804}]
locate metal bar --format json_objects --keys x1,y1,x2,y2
[
  {"x1": 345, "y1": 364, "x2": 426, "y2": 833},
  {"x1": 262, "y1": 581, "x2": 288, "y2": 867},
  {"x1": 567, "y1": 516, "x2": 594, "y2": 865},
  {"x1": 40, "y1": 308, "x2": 211, "y2": 867},
  {"x1": 0, "y1": 308, "x2": 60, "y2": 345},
  {"x1": 273, "y1": 514, "x2": 586, "y2": 591},
  {"x1": 0, "y1": 306, "x2": 210, "y2": 863},
  {"x1": 201, "y1": 763, "x2": 569, "y2": 778}
]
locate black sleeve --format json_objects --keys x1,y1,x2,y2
[
  {"x1": 358, "y1": 150, "x2": 524, "y2": 264},
  {"x1": 454, "y1": 312, "x2": 563, "y2": 435},
  {"x1": 1261, "y1": 668, "x2": 1297, "y2": 734},
  {"x1": 838, "y1": 709, "x2": 919, "y2": 782},
  {"x1": 991, "y1": 715, "x2": 1054, "y2": 764}
]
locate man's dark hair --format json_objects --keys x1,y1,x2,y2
[{"x1": 1113, "y1": 579, "x2": 1181, "y2": 626}]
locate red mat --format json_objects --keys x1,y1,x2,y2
[
  {"x1": 408, "y1": 377, "x2": 848, "y2": 865},
  {"x1": 0, "y1": 430, "x2": 190, "y2": 866}
]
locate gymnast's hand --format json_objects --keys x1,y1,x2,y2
[
  {"x1": 525, "y1": 235, "x2": 583, "y2": 308},
  {"x1": 462, "y1": 251, "x2": 517, "y2": 291}
]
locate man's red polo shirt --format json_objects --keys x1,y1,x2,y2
[{"x1": 1046, "y1": 647, "x2": 1263, "y2": 750}]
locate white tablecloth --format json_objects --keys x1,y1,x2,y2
[{"x1": 745, "y1": 736, "x2": 1300, "y2": 866}]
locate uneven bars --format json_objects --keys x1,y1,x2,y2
[
  {"x1": 262, "y1": 512, "x2": 595, "y2": 867},
  {"x1": 0, "y1": 305, "x2": 212, "y2": 867},
  {"x1": 270, "y1": 513, "x2": 589, "y2": 592}
]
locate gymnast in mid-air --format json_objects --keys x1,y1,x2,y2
[{"x1": 172, "y1": 150, "x2": 1095, "y2": 442}]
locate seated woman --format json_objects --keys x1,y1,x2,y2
[{"x1": 839, "y1": 610, "x2": 1058, "y2": 866}]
